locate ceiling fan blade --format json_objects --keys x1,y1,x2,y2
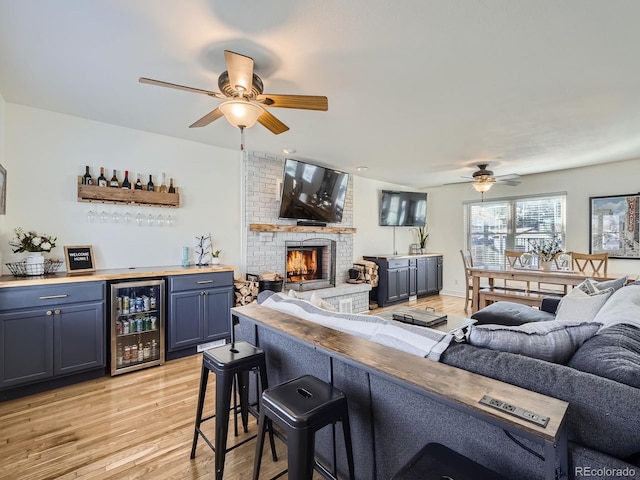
[
  {"x1": 139, "y1": 77, "x2": 224, "y2": 98},
  {"x1": 189, "y1": 108, "x2": 224, "y2": 128},
  {"x1": 257, "y1": 109, "x2": 289, "y2": 135},
  {"x1": 224, "y1": 50, "x2": 254, "y2": 96},
  {"x1": 256, "y1": 94, "x2": 328, "y2": 111},
  {"x1": 495, "y1": 173, "x2": 520, "y2": 181},
  {"x1": 496, "y1": 179, "x2": 522, "y2": 186}
]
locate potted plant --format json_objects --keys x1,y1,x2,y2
[
  {"x1": 412, "y1": 226, "x2": 429, "y2": 254},
  {"x1": 9, "y1": 227, "x2": 57, "y2": 275},
  {"x1": 528, "y1": 237, "x2": 563, "y2": 270},
  {"x1": 211, "y1": 249, "x2": 222, "y2": 265}
]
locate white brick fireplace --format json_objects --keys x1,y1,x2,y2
[{"x1": 243, "y1": 152, "x2": 370, "y2": 312}]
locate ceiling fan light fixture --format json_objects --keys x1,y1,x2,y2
[
  {"x1": 473, "y1": 181, "x2": 493, "y2": 193},
  {"x1": 219, "y1": 99, "x2": 263, "y2": 128}
]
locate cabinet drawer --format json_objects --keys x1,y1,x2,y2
[
  {"x1": 0, "y1": 282, "x2": 105, "y2": 311},
  {"x1": 169, "y1": 271, "x2": 234, "y2": 292},
  {"x1": 387, "y1": 259, "x2": 409, "y2": 269}
]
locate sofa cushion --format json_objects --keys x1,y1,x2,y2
[
  {"x1": 554, "y1": 284, "x2": 613, "y2": 322},
  {"x1": 471, "y1": 301, "x2": 555, "y2": 326},
  {"x1": 592, "y1": 283, "x2": 640, "y2": 331},
  {"x1": 568, "y1": 324, "x2": 640, "y2": 389},
  {"x1": 468, "y1": 320, "x2": 600, "y2": 364}
]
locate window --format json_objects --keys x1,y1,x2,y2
[{"x1": 464, "y1": 193, "x2": 566, "y2": 266}]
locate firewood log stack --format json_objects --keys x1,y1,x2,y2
[
  {"x1": 234, "y1": 279, "x2": 259, "y2": 306},
  {"x1": 352, "y1": 260, "x2": 379, "y2": 287}
]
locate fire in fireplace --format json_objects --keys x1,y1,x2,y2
[
  {"x1": 285, "y1": 240, "x2": 336, "y2": 291},
  {"x1": 286, "y1": 248, "x2": 321, "y2": 282}
]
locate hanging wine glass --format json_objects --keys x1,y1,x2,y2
[
  {"x1": 156, "y1": 213, "x2": 164, "y2": 227},
  {"x1": 146, "y1": 213, "x2": 155, "y2": 227},
  {"x1": 111, "y1": 210, "x2": 120, "y2": 223},
  {"x1": 123, "y1": 211, "x2": 132, "y2": 224},
  {"x1": 136, "y1": 212, "x2": 144, "y2": 227},
  {"x1": 87, "y1": 209, "x2": 96, "y2": 223},
  {"x1": 100, "y1": 209, "x2": 109, "y2": 223},
  {"x1": 165, "y1": 214, "x2": 174, "y2": 227}
]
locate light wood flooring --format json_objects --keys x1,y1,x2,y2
[{"x1": 0, "y1": 294, "x2": 466, "y2": 480}]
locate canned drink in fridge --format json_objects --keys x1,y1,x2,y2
[
  {"x1": 122, "y1": 296, "x2": 130, "y2": 314},
  {"x1": 116, "y1": 296, "x2": 122, "y2": 314},
  {"x1": 123, "y1": 320, "x2": 130, "y2": 335},
  {"x1": 136, "y1": 317, "x2": 143, "y2": 332},
  {"x1": 143, "y1": 295, "x2": 150, "y2": 311}
]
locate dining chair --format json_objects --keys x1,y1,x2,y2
[
  {"x1": 460, "y1": 249, "x2": 475, "y2": 312},
  {"x1": 460, "y1": 249, "x2": 490, "y2": 311},
  {"x1": 504, "y1": 250, "x2": 531, "y2": 291},
  {"x1": 570, "y1": 252, "x2": 608, "y2": 276}
]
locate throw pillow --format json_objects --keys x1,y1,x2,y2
[
  {"x1": 468, "y1": 320, "x2": 600, "y2": 364},
  {"x1": 310, "y1": 291, "x2": 337, "y2": 311},
  {"x1": 288, "y1": 289, "x2": 299, "y2": 298},
  {"x1": 554, "y1": 284, "x2": 613, "y2": 322}
]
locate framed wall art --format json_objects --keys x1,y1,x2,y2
[
  {"x1": 64, "y1": 245, "x2": 96, "y2": 273},
  {"x1": 590, "y1": 193, "x2": 640, "y2": 259}
]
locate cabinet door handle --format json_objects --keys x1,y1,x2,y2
[
  {"x1": 46, "y1": 310, "x2": 53, "y2": 316},
  {"x1": 40, "y1": 294, "x2": 69, "y2": 300},
  {"x1": 54, "y1": 309, "x2": 61, "y2": 315},
  {"x1": 196, "y1": 280, "x2": 214, "y2": 284}
]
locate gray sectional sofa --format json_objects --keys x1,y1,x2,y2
[{"x1": 234, "y1": 288, "x2": 640, "y2": 480}]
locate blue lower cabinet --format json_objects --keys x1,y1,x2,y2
[
  {"x1": 167, "y1": 272, "x2": 234, "y2": 353},
  {"x1": 0, "y1": 282, "x2": 106, "y2": 390}
]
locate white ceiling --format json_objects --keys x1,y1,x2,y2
[{"x1": 1, "y1": 0, "x2": 640, "y2": 188}]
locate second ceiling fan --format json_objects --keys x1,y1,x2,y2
[{"x1": 140, "y1": 50, "x2": 328, "y2": 135}]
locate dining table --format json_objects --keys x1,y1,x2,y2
[{"x1": 468, "y1": 265, "x2": 635, "y2": 313}]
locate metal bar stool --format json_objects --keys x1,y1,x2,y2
[
  {"x1": 253, "y1": 374, "x2": 355, "y2": 480},
  {"x1": 190, "y1": 341, "x2": 277, "y2": 480}
]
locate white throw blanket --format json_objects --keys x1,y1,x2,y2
[{"x1": 261, "y1": 293, "x2": 452, "y2": 361}]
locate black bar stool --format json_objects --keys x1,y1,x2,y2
[
  {"x1": 391, "y1": 443, "x2": 509, "y2": 480},
  {"x1": 190, "y1": 341, "x2": 277, "y2": 480},
  {"x1": 253, "y1": 374, "x2": 355, "y2": 480}
]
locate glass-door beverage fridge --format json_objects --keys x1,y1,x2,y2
[{"x1": 110, "y1": 279, "x2": 165, "y2": 375}]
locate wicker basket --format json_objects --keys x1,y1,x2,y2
[{"x1": 6, "y1": 259, "x2": 64, "y2": 277}]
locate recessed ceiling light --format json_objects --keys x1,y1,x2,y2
[
  {"x1": 282, "y1": 148, "x2": 296, "y2": 155},
  {"x1": 356, "y1": 166, "x2": 368, "y2": 172}
]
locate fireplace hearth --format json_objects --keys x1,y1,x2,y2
[{"x1": 285, "y1": 239, "x2": 336, "y2": 291}]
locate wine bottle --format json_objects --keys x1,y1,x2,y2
[
  {"x1": 147, "y1": 175, "x2": 155, "y2": 192},
  {"x1": 110, "y1": 169, "x2": 119, "y2": 187},
  {"x1": 121, "y1": 170, "x2": 131, "y2": 189},
  {"x1": 159, "y1": 172, "x2": 168, "y2": 193},
  {"x1": 82, "y1": 166, "x2": 93, "y2": 185},
  {"x1": 168, "y1": 177, "x2": 175, "y2": 194},
  {"x1": 135, "y1": 174, "x2": 143, "y2": 190},
  {"x1": 97, "y1": 167, "x2": 107, "y2": 187}
]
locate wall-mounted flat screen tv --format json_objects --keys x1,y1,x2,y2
[
  {"x1": 379, "y1": 190, "x2": 427, "y2": 226},
  {"x1": 278, "y1": 159, "x2": 349, "y2": 224}
]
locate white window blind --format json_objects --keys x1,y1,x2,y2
[{"x1": 464, "y1": 193, "x2": 566, "y2": 266}]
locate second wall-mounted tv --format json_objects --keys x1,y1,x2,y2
[
  {"x1": 279, "y1": 159, "x2": 349, "y2": 224},
  {"x1": 379, "y1": 190, "x2": 427, "y2": 226}
]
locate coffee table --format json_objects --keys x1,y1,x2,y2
[{"x1": 374, "y1": 306, "x2": 476, "y2": 335}]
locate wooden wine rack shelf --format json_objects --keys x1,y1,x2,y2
[{"x1": 77, "y1": 177, "x2": 180, "y2": 208}]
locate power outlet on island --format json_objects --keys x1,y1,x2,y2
[{"x1": 479, "y1": 395, "x2": 549, "y2": 428}]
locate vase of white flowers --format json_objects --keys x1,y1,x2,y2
[
  {"x1": 529, "y1": 237, "x2": 562, "y2": 270},
  {"x1": 9, "y1": 228, "x2": 57, "y2": 275}
]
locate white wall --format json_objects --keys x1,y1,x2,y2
[
  {"x1": 352, "y1": 176, "x2": 424, "y2": 259},
  {"x1": 424, "y1": 158, "x2": 640, "y2": 297},
  {"x1": 2, "y1": 104, "x2": 242, "y2": 273},
  {"x1": 0, "y1": 93, "x2": 6, "y2": 268}
]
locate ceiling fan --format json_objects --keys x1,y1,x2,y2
[
  {"x1": 466, "y1": 164, "x2": 521, "y2": 193},
  {"x1": 139, "y1": 50, "x2": 328, "y2": 136}
]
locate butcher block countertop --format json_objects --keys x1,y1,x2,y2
[{"x1": 0, "y1": 264, "x2": 234, "y2": 288}]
